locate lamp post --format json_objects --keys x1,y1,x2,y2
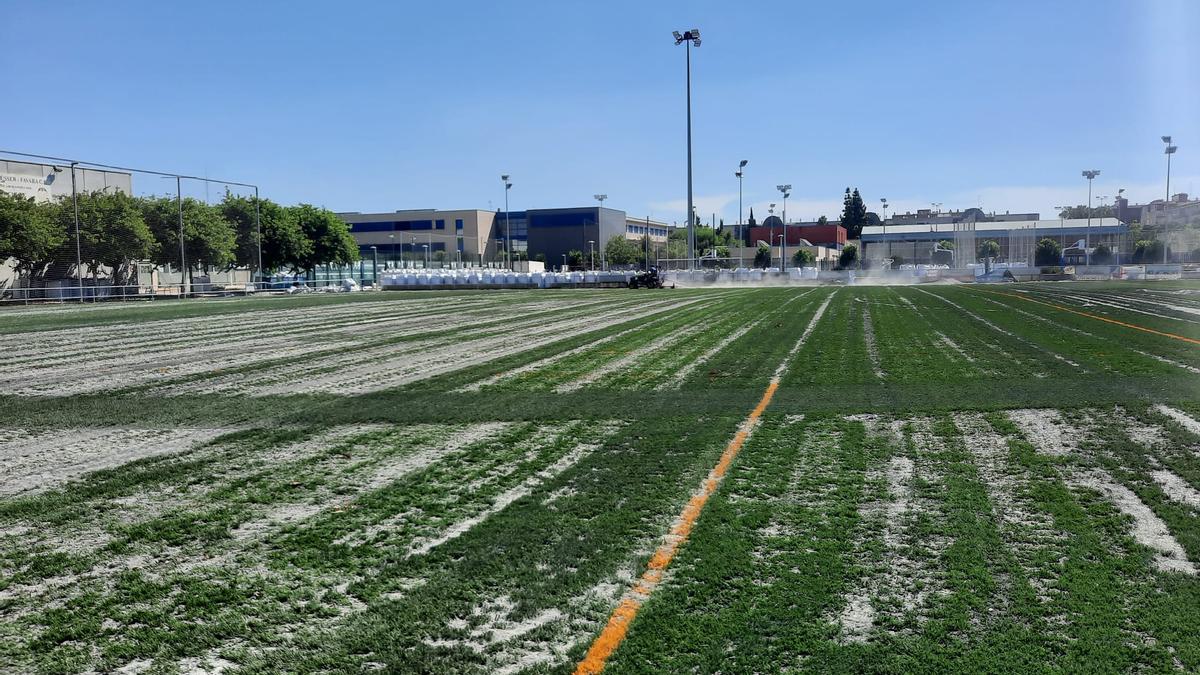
[
  {"x1": 588, "y1": 240, "x2": 596, "y2": 271},
  {"x1": 1162, "y1": 136, "x2": 1178, "y2": 263},
  {"x1": 161, "y1": 175, "x2": 187, "y2": 296},
  {"x1": 880, "y1": 198, "x2": 889, "y2": 261},
  {"x1": 1054, "y1": 205, "x2": 1067, "y2": 248},
  {"x1": 562, "y1": 253, "x2": 567, "y2": 272},
  {"x1": 411, "y1": 235, "x2": 417, "y2": 268},
  {"x1": 673, "y1": 28, "x2": 701, "y2": 270},
  {"x1": 423, "y1": 243, "x2": 430, "y2": 268},
  {"x1": 67, "y1": 163, "x2": 82, "y2": 301},
  {"x1": 1082, "y1": 170, "x2": 1100, "y2": 265},
  {"x1": 501, "y1": 174, "x2": 512, "y2": 266},
  {"x1": 777, "y1": 185, "x2": 791, "y2": 270},
  {"x1": 1097, "y1": 195, "x2": 1109, "y2": 263},
  {"x1": 736, "y1": 160, "x2": 747, "y2": 268},
  {"x1": 776, "y1": 234, "x2": 784, "y2": 271},
  {"x1": 388, "y1": 232, "x2": 395, "y2": 268},
  {"x1": 370, "y1": 245, "x2": 378, "y2": 286}
]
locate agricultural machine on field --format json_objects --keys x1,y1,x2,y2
[{"x1": 627, "y1": 267, "x2": 672, "y2": 289}]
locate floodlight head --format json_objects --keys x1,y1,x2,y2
[
  {"x1": 1165, "y1": 145, "x2": 1178, "y2": 154},
  {"x1": 739, "y1": 159, "x2": 748, "y2": 168},
  {"x1": 1082, "y1": 169, "x2": 1101, "y2": 179},
  {"x1": 673, "y1": 30, "x2": 683, "y2": 43},
  {"x1": 505, "y1": 182, "x2": 512, "y2": 190},
  {"x1": 735, "y1": 170, "x2": 742, "y2": 178},
  {"x1": 501, "y1": 174, "x2": 509, "y2": 181},
  {"x1": 1162, "y1": 135, "x2": 1172, "y2": 144}
]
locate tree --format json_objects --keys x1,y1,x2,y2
[
  {"x1": 566, "y1": 249, "x2": 584, "y2": 269},
  {"x1": 290, "y1": 204, "x2": 358, "y2": 274},
  {"x1": 978, "y1": 239, "x2": 1001, "y2": 273},
  {"x1": 1034, "y1": 238, "x2": 1062, "y2": 266},
  {"x1": 68, "y1": 191, "x2": 156, "y2": 287},
  {"x1": 938, "y1": 239, "x2": 956, "y2": 251},
  {"x1": 0, "y1": 193, "x2": 64, "y2": 278},
  {"x1": 838, "y1": 244, "x2": 859, "y2": 269},
  {"x1": 1132, "y1": 239, "x2": 1165, "y2": 264},
  {"x1": 792, "y1": 248, "x2": 815, "y2": 266},
  {"x1": 140, "y1": 196, "x2": 237, "y2": 285},
  {"x1": 604, "y1": 235, "x2": 642, "y2": 266},
  {"x1": 1091, "y1": 243, "x2": 1113, "y2": 265},
  {"x1": 1058, "y1": 205, "x2": 1114, "y2": 220},
  {"x1": 753, "y1": 243, "x2": 771, "y2": 269},
  {"x1": 864, "y1": 212, "x2": 881, "y2": 229},
  {"x1": 221, "y1": 193, "x2": 310, "y2": 276},
  {"x1": 840, "y1": 188, "x2": 868, "y2": 239},
  {"x1": 817, "y1": 215, "x2": 829, "y2": 226}
]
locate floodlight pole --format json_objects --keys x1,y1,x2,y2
[
  {"x1": 1082, "y1": 170, "x2": 1100, "y2": 266},
  {"x1": 1162, "y1": 136, "x2": 1177, "y2": 264},
  {"x1": 370, "y1": 246, "x2": 378, "y2": 286},
  {"x1": 176, "y1": 176, "x2": 187, "y2": 296},
  {"x1": 69, "y1": 162, "x2": 82, "y2": 302},
  {"x1": 736, "y1": 160, "x2": 747, "y2": 268},
  {"x1": 777, "y1": 184, "x2": 791, "y2": 270},
  {"x1": 501, "y1": 175, "x2": 512, "y2": 267},
  {"x1": 254, "y1": 185, "x2": 262, "y2": 288},
  {"x1": 674, "y1": 29, "x2": 701, "y2": 270}
]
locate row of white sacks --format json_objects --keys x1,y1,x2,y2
[
  {"x1": 665, "y1": 268, "x2": 821, "y2": 283},
  {"x1": 379, "y1": 270, "x2": 632, "y2": 288}
]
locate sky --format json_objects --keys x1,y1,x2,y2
[{"x1": 4, "y1": 0, "x2": 1198, "y2": 226}]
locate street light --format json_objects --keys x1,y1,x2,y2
[
  {"x1": 1082, "y1": 170, "x2": 1100, "y2": 265},
  {"x1": 370, "y1": 246, "x2": 378, "y2": 286},
  {"x1": 422, "y1": 243, "x2": 430, "y2": 268},
  {"x1": 388, "y1": 232, "x2": 395, "y2": 268},
  {"x1": 776, "y1": 234, "x2": 784, "y2": 271},
  {"x1": 1054, "y1": 205, "x2": 1068, "y2": 249},
  {"x1": 160, "y1": 175, "x2": 187, "y2": 296},
  {"x1": 1097, "y1": 195, "x2": 1110, "y2": 263},
  {"x1": 777, "y1": 185, "x2": 791, "y2": 270},
  {"x1": 1162, "y1": 136, "x2": 1178, "y2": 263},
  {"x1": 673, "y1": 28, "x2": 701, "y2": 269},
  {"x1": 561, "y1": 253, "x2": 567, "y2": 272},
  {"x1": 736, "y1": 160, "x2": 748, "y2": 268},
  {"x1": 501, "y1": 174, "x2": 512, "y2": 267},
  {"x1": 588, "y1": 239, "x2": 596, "y2": 271}
]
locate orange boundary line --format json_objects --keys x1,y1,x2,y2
[
  {"x1": 573, "y1": 380, "x2": 780, "y2": 675},
  {"x1": 977, "y1": 288, "x2": 1200, "y2": 345}
]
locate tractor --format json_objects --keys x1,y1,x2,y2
[{"x1": 627, "y1": 267, "x2": 670, "y2": 289}]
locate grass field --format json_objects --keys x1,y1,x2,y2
[{"x1": 2, "y1": 282, "x2": 1199, "y2": 674}]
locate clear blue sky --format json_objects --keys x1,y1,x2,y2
[{"x1": 5, "y1": 0, "x2": 1197, "y2": 224}]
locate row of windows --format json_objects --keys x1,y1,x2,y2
[
  {"x1": 358, "y1": 242, "x2": 447, "y2": 254},
  {"x1": 348, "y1": 219, "x2": 449, "y2": 232},
  {"x1": 627, "y1": 225, "x2": 668, "y2": 237}
]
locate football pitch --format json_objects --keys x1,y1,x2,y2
[{"x1": 1, "y1": 282, "x2": 1199, "y2": 674}]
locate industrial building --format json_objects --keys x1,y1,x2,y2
[
  {"x1": 859, "y1": 218, "x2": 1129, "y2": 266},
  {"x1": 0, "y1": 159, "x2": 131, "y2": 202},
  {"x1": 340, "y1": 206, "x2": 671, "y2": 268}
]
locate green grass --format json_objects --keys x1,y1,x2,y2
[{"x1": 1, "y1": 283, "x2": 1199, "y2": 673}]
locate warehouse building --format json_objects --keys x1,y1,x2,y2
[{"x1": 859, "y1": 218, "x2": 1129, "y2": 266}]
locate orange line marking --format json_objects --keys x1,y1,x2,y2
[
  {"x1": 573, "y1": 380, "x2": 780, "y2": 675},
  {"x1": 978, "y1": 289, "x2": 1200, "y2": 345}
]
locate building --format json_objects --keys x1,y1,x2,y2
[
  {"x1": 340, "y1": 206, "x2": 674, "y2": 268},
  {"x1": 0, "y1": 159, "x2": 132, "y2": 203},
  {"x1": 860, "y1": 218, "x2": 1128, "y2": 266},
  {"x1": 747, "y1": 218, "x2": 847, "y2": 250},
  {"x1": 1142, "y1": 193, "x2": 1200, "y2": 228},
  {"x1": 338, "y1": 209, "x2": 498, "y2": 266}
]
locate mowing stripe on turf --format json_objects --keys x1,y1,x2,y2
[
  {"x1": 979, "y1": 289, "x2": 1200, "y2": 346},
  {"x1": 574, "y1": 290, "x2": 836, "y2": 675}
]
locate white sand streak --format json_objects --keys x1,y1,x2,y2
[
  {"x1": 1150, "y1": 471, "x2": 1200, "y2": 510},
  {"x1": 1006, "y1": 409, "x2": 1084, "y2": 457},
  {"x1": 0, "y1": 427, "x2": 235, "y2": 496},
  {"x1": 1074, "y1": 471, "x2": 1196, "y2": 574},
  {"x1": 837, "y1": 417, "x2": 948, "y2": 642},
  {"x1": 774, "y1": 290, "x2": 836, "y2": 380},
  {"x1": 1010, "y1": 410, "x2": 1196, "y2": 575},
  {"x1": 1052, "y1": 292, "x2": 1200, "y2": 324},
  {"x1": 1153, "y1": 405, "x2": 1200, "y2": 437},
  {"x1": 232, "y1": 423, "x2": 511, "y2": 542},
  {"x1": 555, "y1": 322, "x2": 707, "y2": 393},
  {"x1": 251, "y1": 300, "x2": 684, "y2": 396},
  {"x1": 954, "y1": 413, "x2": 1067, "y2": 600},
  {"x1": 862, "y1": 303, "x2": 886, "y2": 379},
  {"x1": 658, "y1": 290, "x2": 815, "y2": 390},
  {"x1": 935, "y1": 331, "x2": 975, "y2": 363},
  {"x1": 406, "y1": 436, "x2": 603, "y2": 556},
  {"x1": 459, "y1": 297, "x2": 705, "y2": 392},
  {"x1": 914, "y1": 288, "x2": 1086, "y2": 371}
]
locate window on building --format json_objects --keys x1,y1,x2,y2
[
  {"x1": 455, "y1": 218, "x2": 464, "y2": 231},
  {"x1": 436, "y1": 219, "x2": 445, "y2": 229}
]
